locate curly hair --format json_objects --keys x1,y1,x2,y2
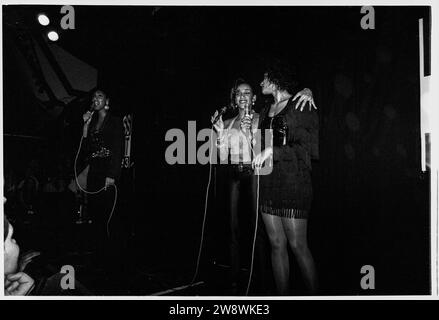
[{"x1": 265, "y1": 59, "x2": 299, "y2": 93}]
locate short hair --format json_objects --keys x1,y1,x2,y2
[
  {"x1": 229, "y1": 78, "x2": 254, "y2": 108},
  {"x1": 265, "y1": 59, "x2": 299, "y2": 93}
]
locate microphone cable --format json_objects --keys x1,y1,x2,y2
[
  {"x1": 244, "y1": 125, "x2": 260, "y2": 296},
  {"x1": 190, "y1": 115, "x2": 262, "y2": 296},
  {"x1": 74, "y1": 130, "x2": 118, "y2": 238},
  {"x1": 190, "y1": 126, "x2": 215, "y2": 286}
]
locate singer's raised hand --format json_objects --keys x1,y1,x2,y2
[
  {"x1": 240, "y1": 115, "x2": 253, "y2": 132},
  {"x1": 83, "y1": 111, "x2": 93, "y2": 125},
  {"x1": 82, "y1": 111, "x2": 93, "y2": 138},
  {"x1": 211, "y1": 110, "x2": 224, "y2": 132}
]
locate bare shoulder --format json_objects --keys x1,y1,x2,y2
[{"x1": 223, "y1": 118, "x2": 233, "y2": 127}]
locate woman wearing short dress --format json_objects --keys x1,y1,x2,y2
[{"x1": 253, "y1": 61, "x2": 319, "y2": 295}]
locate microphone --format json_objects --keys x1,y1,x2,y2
[
  {"x1": 212, "y1": 106, "x2": 229, "y2": 124},
  {"x1": 84, "y1": 103, "x2": 95, "y2": 124},
  {"x1": 244, "y1": 103, "x2": 250, "y2": 117},
  {"x1": 242, "y1": 102, "x2": 253, "y2": 135}
]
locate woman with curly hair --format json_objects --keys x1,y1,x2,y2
[{"x1": 253, "y1": 60, "x2": 319, "y2": 295}]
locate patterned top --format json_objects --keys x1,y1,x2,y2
[
  {"x1": 79, "y1": 112, "x2": 124, "y2": 180},
  {"x1": 256, "y1": 97, "x2": 319, "y2": 216},
  {"x1": 89, "y1": 129, "x2": 111, "y2": 159}
]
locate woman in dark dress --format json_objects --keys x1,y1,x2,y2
[
  {"x1": 253, "y1": 62, "x2": 319, "y2": 295},
  {"x1": 80, "y1": 89, "x2": 124, "y2": 267}
]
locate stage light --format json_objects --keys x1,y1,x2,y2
[
  {"x1": 47, "y1": 31, "x2": 59, "y2": 41},
  {"x1": 38, "y1": 14, "x2": 50, "y2": 26}
]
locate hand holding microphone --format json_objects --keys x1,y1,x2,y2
[
  {"x1": 211, "y1": 106, "x2": 228, "y2": 133},
  {"x1": 82, "y1": 105, "x2": 94, "y2": 137},
  {"x1": 83, "y1": 104, "x2": 95, "y2": 125},
  {"x1": 212, "y1": 106, "x2": 228, "y2": 123},
  {"x1": 240, "y1": 103, "x2": 253, "y2": 133}
]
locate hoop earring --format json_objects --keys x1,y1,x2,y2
[{"x1": 104, "y1": 104, "x2": 110, "y2": 110}]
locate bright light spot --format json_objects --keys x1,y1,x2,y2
[
  {"x1": 38, "y1": 14, "x2": 50, "y2": 26},
  {"x1": 47, "y1": 31, "x2": 59, "y2": 41}
]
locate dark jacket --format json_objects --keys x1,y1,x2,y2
[
  {"x1": 80, "y1": 112, "x2": 124, "y2": 180},
  {"x1": 258, "y1": 98, "x2": 319, "y2": 171}
]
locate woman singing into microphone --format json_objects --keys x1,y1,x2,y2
[
  {"x1": 211, "y1": 79, "x2": 260, "y2": 294},
  {"x1": 211, "y1": 79, "x2": 315, "y2": 294},
  {"x1": 79, "y1": 89, "x2": 124, "y2": 269}
]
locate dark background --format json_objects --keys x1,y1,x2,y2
[{"x1": 3, "y1": 5, "x2": 431, "y2": 295}]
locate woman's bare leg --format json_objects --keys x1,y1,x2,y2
[
  {"x1": 262, "y1": 212, "x2": 290, "y2": 295},
  {"x1": 282, "y1": 217, "x2": 318, "y2": 293}
]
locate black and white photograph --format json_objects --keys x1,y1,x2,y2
[{"x1": 1, "y1": 2, "x2": 437, "y2": 299}]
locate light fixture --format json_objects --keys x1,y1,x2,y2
[
  {"x1": 37, "y1": 14, "x2": 50, "y2": 26},
  {"x1": 47, "y1": 31, "x2": 59, "y2": 41}
]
